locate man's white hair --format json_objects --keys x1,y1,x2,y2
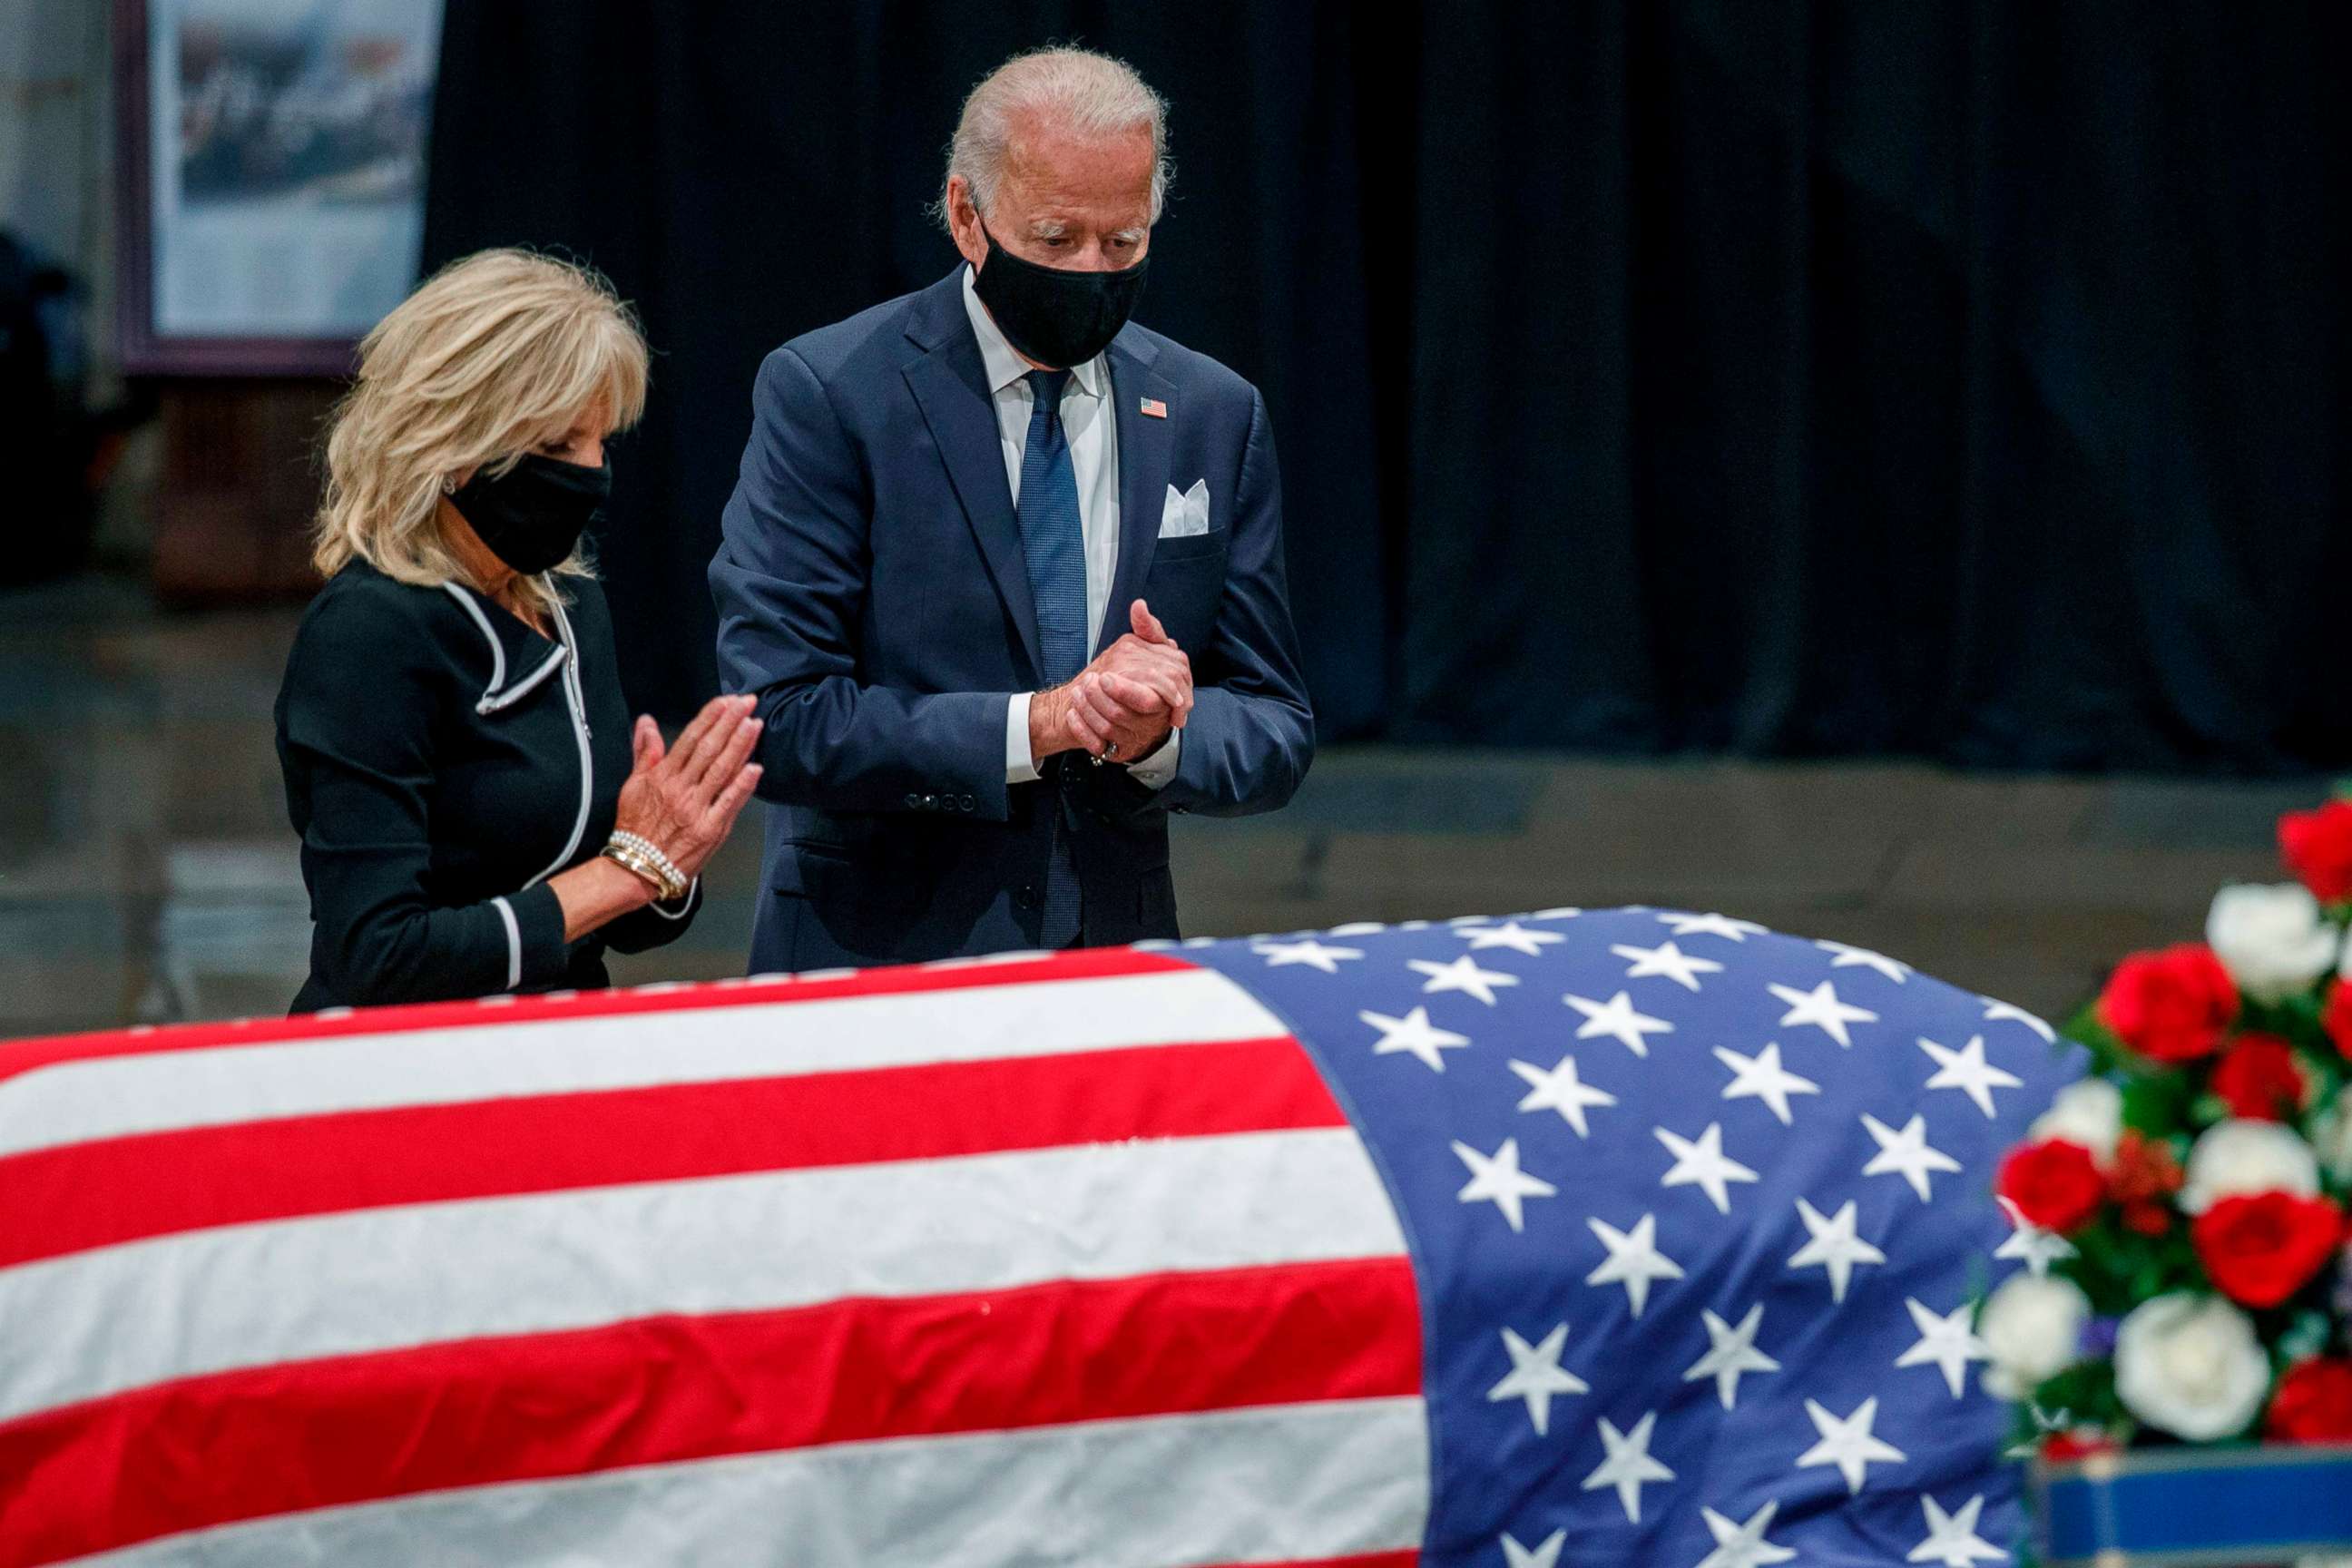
[{"x1": 939, "y1": 46, "x2": 1171, "y2": 230}]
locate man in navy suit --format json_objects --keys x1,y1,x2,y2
[{"x1": 711, "y1": 47, "x2": 1314, "y2": 972}]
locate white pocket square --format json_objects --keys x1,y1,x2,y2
[{"x1": 1159, "y1": 478, "x2": 1211, "y2": 538}]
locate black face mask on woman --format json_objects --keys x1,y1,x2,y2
[
  {"x1": 448, "y1": 453, "x2": 611, "y2": 575},
  {"x1": 972, "y1": 222, "x2": 1150, "y2": 368}
]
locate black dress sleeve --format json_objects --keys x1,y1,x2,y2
[
  {"x1": 600, "y1": 877, "x2": 704, "y2": 954},
  {"x1": 279, "y1": 585, "x2": 571, "y2": 1005}
]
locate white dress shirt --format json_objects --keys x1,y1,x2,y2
[{"x1": 963, "y1": 265, "x2": 1179, "y2": 789}]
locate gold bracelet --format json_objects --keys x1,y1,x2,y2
[
  {"x1": 601, "y1": 844, "x2": 683, "y2": 903},
  {"x1": 606, "y1": 830, "x2": 689, "y2": 898},
  {"x1": 635, "y1": 848, "x2": 689, "y2": 903},
  {"x1": 600, "y1": 844, "x2": 663, "y2": 896}
]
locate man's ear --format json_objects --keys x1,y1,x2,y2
[{"x1": 946, "y1": 177, "x2": 989, "y2": 271}]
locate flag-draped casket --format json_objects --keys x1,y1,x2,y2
[{"x1": 0, "y1": 908, "x2": 2080, "y2": 1566}]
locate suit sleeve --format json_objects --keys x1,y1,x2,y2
[
  {"x1": 710, "y1": 346, "x2": 1013, "y2": 819},
  {"x1": 280, "y1": 593, "x2": 570, "y2": 1006},
  {"x1": 1157, "y1": 387, "x2": 1317, "y2": 818}
]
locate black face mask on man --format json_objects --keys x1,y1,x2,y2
[
  {"x1": 447, "y1": 453, "x2": 611, "y2": 575},
  {"x1": 972, "y1": 222, "x2": 1150, "y2": 368}
]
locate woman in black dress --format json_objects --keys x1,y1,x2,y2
[{"x1": 276, "y1": 250, "x2": 760, "y2": 1012}]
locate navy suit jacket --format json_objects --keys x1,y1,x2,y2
[{"x1": 710, "y1": 268, "x2": 1314, "y2": 972}]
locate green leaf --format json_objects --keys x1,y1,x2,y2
[
  {"x1": 2031, "y1": 1360, "x2": 2121, "y2": 1429},
  {"x1": 2063, "y1": 1006, "x2": 2138, "y2": 1073},
  {"x1": 2259, "y1": 988, "x2": 2327, "y2": 1045},
  {"x1": 2279, "y1": 1310, "x2": 2333, "y2": 1362},
  {"x1": 2120, "y1": 1073, "x2": 2197, "y2": 1136}
]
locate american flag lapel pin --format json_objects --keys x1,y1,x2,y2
[{"x1": 1140, "y1": 397, "x2": 1168, "y2": 419}]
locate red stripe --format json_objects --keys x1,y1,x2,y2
[
  {"x1": 0, "y1": 1258, "x2": 1422, "y2": 1567},
  {"x1": 0, "y1": 1036, "x2": 1335, "y2": 1269},
  {"x1": 0, "y1": 946, "x2": 1197, "y2": 1084}
]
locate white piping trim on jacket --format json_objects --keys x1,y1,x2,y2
[
  {"x1": 524, "y1": 596, "x2": 594, "y2": 891},
  {"x1": 489, "y1": 896, "x2": 523, "y2": 991},
  {"x1": 476, "y1": 647, "x2": 569, "y2": 714},
  {"x1": 644, "y1": 877, "x2": 700, "y2": 920},
  {"x1": 439, "y1": 583, "x2": 506, "y2": 699}
]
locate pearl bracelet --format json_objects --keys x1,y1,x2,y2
[{"x1": 603, "y1": 831, "x2": 688, "y2": 902}]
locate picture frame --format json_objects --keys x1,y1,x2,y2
[{"x1": 113, "y1": 0, "x2": 443, "y2": 376}]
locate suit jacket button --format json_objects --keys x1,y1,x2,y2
[
  {"x1": 1014, "y1": 884, "x2": 1039, "y2": 911},
  {"x1": 904, "y1": 792, "x2": 919, "y2": 808},
  {"x1": 960, "y1": 794, "x2": 976, "y2": 811},
  {"x1": 922, "y1": 793, "x2": 939, "y2": 810}
]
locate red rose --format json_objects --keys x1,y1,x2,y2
[
  {"x1": 2280, "y1": 799, "x2": 2352, "y2": 902},
  {"x1": 2210, "y1": 1034, "x2": 2308, "y2": 1121},
  {"x1": 2097, "y1": 946, "x2": 2238, "y2": 1063},
  {"x1": 2122, "y1": 1200, "x2": 2172, "y2": 1237},
  {"x1": 2191, "y1": 1191, "x2": 2343, "y2": 1308},
  {"x1": 2042, "y1": 1427, "x2": 2119, "y2": 1463},
  {"x1": 2326, "y1": 983, "x2": 2352, "y2": 1063},
  {"x1": 1997, "y1": 1139, "x2": 2106, "y2": 1233},
  {"x1": 2267, "y1": 1357, "x2": 2352, "y2": 1444}
]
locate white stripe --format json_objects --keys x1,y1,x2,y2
[
  {"x1": 524, "y1": 598, "x2": 592, "y2": 890},
  {"x1": 64, "y1": 1398, "x2": 1430, "y2": 1568},
  {"x1": 0, "y1": 968, "x2": 1285, "y2": 1161},
  {"x1": 475, "y1": 647, "x2": 568, "y2": 714},
  {"x1": 0, "y1": 1127, "x2": 1403, "y2": 1424},
  {"x1": 438, "y1": 582, "x2": 506, "y2": 698},
  {"x1": 489, "y1": 897, "x2": 522, "y2": 991}
]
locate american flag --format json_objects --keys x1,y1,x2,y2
[{"x1": 0, "y1": 908, "x2": 2077, "y2": 1566}]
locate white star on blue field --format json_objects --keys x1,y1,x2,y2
[{"x1": 1191, "y1": 907, "x2": 2077, "y2": 1567}]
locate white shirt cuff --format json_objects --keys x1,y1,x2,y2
[
  {"x1": 1127, "y1": 728, "x2": 1181, "y2": 789},
  {"x1": 1008, "y1": 693, "x2": 1180, "y2": 789},
  {"x1": 1005, "y1": 693, "x2": 1042, "y2": 784}
]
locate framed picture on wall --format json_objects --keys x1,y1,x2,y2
[{"x1": 115, "y1": 0, "x2": 444, "y2": 375}]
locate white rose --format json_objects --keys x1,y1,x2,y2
[
  {"x1": 2028, "y1": 1078, "x2": 2124, "y2": 1164},
  {"x1": 2206, "y1": 884, "x2": 2340, "y2": 1003},
  {"x1": 1979, "y1": 1273, "x2": 2090, "y2": 1399},
  {"x1": 2113, "y1": 1293, "x2": 2269, "y2": 1441},
  {"x1": 2180, "y1": 1118, "x2": 2322, "y2": 1213}
]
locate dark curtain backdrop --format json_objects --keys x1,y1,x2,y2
[{"x1": 424, "y1": 1, "x2": 2350, "y2": 773}]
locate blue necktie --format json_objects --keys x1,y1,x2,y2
[{"x1": 1016, "y1": 368, "x2": 1086, "y2": 946}]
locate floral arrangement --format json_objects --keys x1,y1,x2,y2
[{"x1": 1981, "y1": 796, "x2": 2352, "y2": 1456}]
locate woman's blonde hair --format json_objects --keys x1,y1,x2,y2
[{"x1": 313, "y1": 249, "x2": 649, "y2": 611}]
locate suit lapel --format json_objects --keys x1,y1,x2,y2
[
  {"x1": 903, "y1": 277, "x2": 1043, "y2": 683},
  {"x1": 1101, "y1": 338, "x2": 1176, "y2": 658}
]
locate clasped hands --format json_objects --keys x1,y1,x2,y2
[
  {"x1": 614, "y1": 693, "x2": 764, "y2": 887},
  {"x1": 556, "y1": 693, "x2": 761, "y2": 941},
  {"x1": 1030, "y1": 599, "x2": 1192, "y2": 769}
]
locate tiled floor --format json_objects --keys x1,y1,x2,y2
[{"x1": 1, "y1": 572, "x2": 2328, "y2": 1039}]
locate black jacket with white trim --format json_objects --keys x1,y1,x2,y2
[{"x1": 275, "y1": 559, "x2": 699, "y2": 1013}]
